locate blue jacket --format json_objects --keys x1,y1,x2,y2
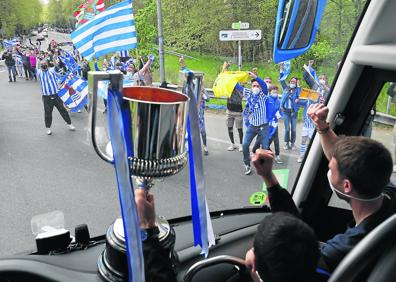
[
  {"x1": 266, "y1": 95, "x2": 281, "y2": 121},
  {"x1": 280, "y1": 79, "x2": 301, "y2": 113}
]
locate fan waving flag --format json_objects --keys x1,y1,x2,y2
[
  {"x1": 59, "y1": 50, "x2": 81, "y2": 74},
  {"x1": 212, "y1": 71, "x2": 249, "y2": 98},
  {"x1": 58, "y1": 75, "x2": 88, "y2": 112},
  {"x1": 71, "y1": 0, "x2": 137, "y2": 61}
]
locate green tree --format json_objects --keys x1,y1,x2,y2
[
  {"x1": 0, "y1": 0, "x2": 43, "y2": 37},
  {"x1": 133, "y1": 0, "x2": 156, "y2": 55}
]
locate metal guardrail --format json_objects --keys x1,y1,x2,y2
[
  {"x1": 156, "y1": 83, "x2": 396, "y2": 126},
  {"x1": 154, "y1": 82, "x2": 218, "y2": 98},
  {"x1": 374, "y1": 112, "x2": 396, "y2": 126}
]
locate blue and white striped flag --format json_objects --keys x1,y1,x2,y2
[
  {"x1": 71, "y1": 0, "x2": 137, "y2": 61},
  {"x1": 59, "y1": 51, "x2": 81, "y2": 74},
  {"x1": 109, "y1": 55, "x2": 117, "y2": 70},
  {"x1": 279, "y1": 60, "x2": 291, "y2": 81},
  {"x1": 58, "y1": 75, "x2": 88, "y2": 112},
  {"x1": 119, "y1": 50, "x2": 129, "y2": 57},
  {"x1": 268, "y1": 110, "x2": 282, "y2": 140},
  {"x1": 3, "y1": 39, "x2": 18, "y2": 49}
]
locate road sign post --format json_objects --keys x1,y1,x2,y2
[
  {"x1": 219, "y1": 27, "x2": 262, "y2": 70},
  {"x1": 231, "y1": 22, "x2": 250, "y2": 70}
]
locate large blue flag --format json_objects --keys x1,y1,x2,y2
[
  {"x1": 71, "y1": 0, "x2": 137, "y2": 61},
  {"x1": 59, "y1": 50, "x2": 81, "y2": 75},
  {"x1": 3, "y1": 39, "x2": 18, "y2": 49},
  {"x1": 58, "y1": 75, "x2": 88, "y2": 112}
]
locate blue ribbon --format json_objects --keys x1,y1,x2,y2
[
  {"x1": 184, "y1": 74, "x2": 214, "y2": 256},
  {"x1": 107, "y1": 87, "x2": 145, "y2": 282},
  {"x1": 187, "y1": 118, "x2": 202, "y2": 247}
]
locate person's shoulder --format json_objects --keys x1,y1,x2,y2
[
  {"x1": 383, "y1": 182, "x2": 396, "y2": 208},
  {"x1": 382, "y1": 182, "x2": 396, "y2": 198}
]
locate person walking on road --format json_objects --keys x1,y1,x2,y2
[
  {"x1": 1, "y1": 50, "x2": 17, "y2": 82},
  {"x1": 226, "y1": 88, "x2": 244, "y2": 152},
  {"x1": 15, "y1": 49, "x2": 24, "y2": 78},
  {"x1": 19, "y1": 48, "x2": 32, "y2": 80},
  {"x1": 280, "y1": 77, "x2": 301, "y2": 150},
  {"x1": 236, "y1": 72, "x2": 270, "y2": 175},
  {"x1": 36, "y1": 61, "x2": 75, "y2": 135},
  {"x1": 29, "y1": 51, "x2": 38, "y2": 81}
]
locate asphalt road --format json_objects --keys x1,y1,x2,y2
[
  {"x1": 0, "y1": 63, "x2": 307, "y2": 256},
  {"x1": 1, "y1": 31, "x2": 395, "y2": 256}
]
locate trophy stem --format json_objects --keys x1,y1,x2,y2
[
  {"x1": 134, "y1": 177, "x2": 174, "y2": 251},
  {"x1": 135, "y1": 178, "x2": 154, "y2": 190}
]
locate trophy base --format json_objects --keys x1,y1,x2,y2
[{"x1": 98, "y1": 217, "x2": 175, "y2": 282}]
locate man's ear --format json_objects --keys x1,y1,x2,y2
[{"x1": 343, "y1": 179, "x2": 353, "y2": 194}]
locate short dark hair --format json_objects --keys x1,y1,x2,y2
[
  {"x1": 332, "y1": 136, "x2": 392, "y2": 198},
  {"x1": 251, "y1": 78, "x2": 257, "y2": 84},
  {"x1": 253, "y1": 212, "x2": 319, "y2": 282}
]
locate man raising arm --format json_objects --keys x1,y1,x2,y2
[{"x1": 251, "y1": 122, "x2": 395, "y2": 272}]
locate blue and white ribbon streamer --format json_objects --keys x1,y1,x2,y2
[
  {"x1": 107, "y1": 87, "x2": 145, "y2": 282},
  {"x1": 184, "y1": 73, "x2": 215, "y2": 257}
]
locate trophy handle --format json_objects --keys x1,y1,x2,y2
[{"x1": 88, "y1": 71, "x2": 124, "y2": 164}]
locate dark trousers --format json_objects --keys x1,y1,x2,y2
[
  {"x1": 253, "y1": 128, "x2": 280, "y2": 156},
  {"x1": 23, "y1": 64, "x2": 31, "y2": 79},
  {"x1": 269, "y1": 128, "x2": 280, "y2": 156},
  {"x1": 7, "y1": 65, "x2": 17, "y2": 81},
  {"x1": 42, "y1": 95, "x2": 71, "y2": 128},
  {"x1": 30, "y1": 66, "x2": 37, "y2": 80},
  {"x1": 242, "y1": 124, "x2": 269, "y2": 166}
]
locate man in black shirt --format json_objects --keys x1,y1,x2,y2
[
  {"x1": 226, "y1": 88, "x2": 244, "y2": 151},
  {"x1": 249, "y1": 104, "x2": 396, "y2": 272},
  {"x1": 2, "y1": 50, "x2": 17, "y2": 82}
]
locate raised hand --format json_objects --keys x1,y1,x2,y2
[{"x1": 308, "y1": 103, "x2": 329, "y2": 130}]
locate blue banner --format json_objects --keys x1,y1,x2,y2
[{"x1": 107, "y1": 87, "x2": 145, "y2": 282}]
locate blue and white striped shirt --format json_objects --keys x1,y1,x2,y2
[
  {"x1": 236, "y1": 77, "x2": 269, "y2": 126},
  {"x1": 244, "y1": 90, "x2": 268, "y2": 126},
  {"x1": 303, "y1": 100, "x2": 315, "y2": 129},
  {"x1": 36, "y1": 68, "x2": 59, "y2": 96}
]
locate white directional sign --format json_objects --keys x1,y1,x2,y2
[{"x1": 219, "y1": 30, "x2": 262, "y2": 41}]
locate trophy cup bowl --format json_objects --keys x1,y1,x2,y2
[
  {"x1": 89, "y1": 71, "x2": 189, "y2": 281},
  {"x1": 124, "y1": 86, "x2": 189, "y2": 179},
  {"x1": 89, "y1": 72, "x2": 190, "y2": 178}
]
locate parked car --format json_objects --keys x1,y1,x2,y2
[{"x1": 36, "y1": 33, "x2": 45, "y2": 41}]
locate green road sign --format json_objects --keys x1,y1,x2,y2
[{"x1": 232, "y1": 22, "x2": 249, "y2": 30}]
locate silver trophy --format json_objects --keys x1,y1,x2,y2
[{"x1": 89, "y1": 71, "x2": 189, "y2": 281}]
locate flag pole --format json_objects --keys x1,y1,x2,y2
[{"x1": 156, "y1": 0, "x2": 166, "y2": 85}]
